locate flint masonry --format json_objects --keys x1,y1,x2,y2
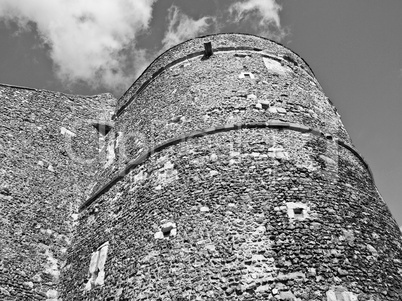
[{"x1": 1, "y1": 33, "x2": 402, "y2": 300}]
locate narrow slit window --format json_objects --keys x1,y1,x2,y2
[
  {"x1": 239, "y1": 72, "x2": 255, "y2": 79},
  {"x1": 204, "y1": 42, "x2": 213, "y2": 57}
]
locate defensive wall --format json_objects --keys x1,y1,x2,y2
[
  {"x1": 0, "y1": 33, "x2": 401, "y2": 300},
  {"x1": 0, "y1": 83, "x2": 116, "y2": 300},
  {"x1": 64, "y1": 34, "x2": 402, "y2": 300}
]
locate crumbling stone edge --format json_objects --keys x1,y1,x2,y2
[
  {"x1": 0, "y1": 82, "x2": 115, "y2": 99},
  {"x1": 79, "y1": 120, "x2": 373, "y2": 212},
  {"x1": 115, "y1": 46, "x2": 320, "y2": 119},
  {"x1": 0, "y1": 82, "x2": 37, "y2": 91}
]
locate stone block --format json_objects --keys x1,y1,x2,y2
[
  {"x1": 60, "y1": 127, "x2": 76, "y2": 137},
  {"x1": 229, "y1": 159, "x2": 236, "y2": 165},
  {"x1": 247, "y1": 94, "x2": 257, "y2": 100},
  {"x1": 367, "y1": 244, "x2": 378, "y2": 257},
  {"x1": 259, "y1": 100, "x2": 270, "y2": 109},
  {"x1": 23, "y1": 281, "x2": 33, "y2": 288},
  {"x1": 319, "y1": 154, "x2": 336, "y2": 165},
  {"x1": 263, "y1": 57, "x2": 288, "y2": 75},
  {"x1": 279, "y1": 291, "x2": 297, "y2": 300},
  {"x1": 277, "y1": 272, "x2": 306, "y2": 281},
  {"x1": 326, "y1": 287, "x2": 358, "y2": 301},
  {"x1": 154, "y1": 231, "x2": 164, "y2": 239},
  {"x1": 210, "y1": 154, "x2": 218, "y2": 162},
  {"x1": 200, "y1": 206, "x2": 210, "y2": 212},
  {"x1": 104, "y1": 141, "x2": 115, "y2": 168},
  {"x1": 169, "y1": 116, "x2": 182, "y2": 123},
  {"x1": 210, "y1": 170, "x2": 219, "y2": 176},
  {"x1": 230, "y1": 151, "x2": 240, "y2": 157},
  {"x1": 46, "y1": 289, "x2": 58, "y2": 299},
  {"x1": 88, "y1": 251, "x2": 99, "y2": 274}
]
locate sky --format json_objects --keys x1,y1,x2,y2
[{"x1": 0, "y1": 0, "x2": 401, "y2": 227}]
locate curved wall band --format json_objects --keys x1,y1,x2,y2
[{"x1": 79, "y1": 121, "x2": 373, "y2": 212}]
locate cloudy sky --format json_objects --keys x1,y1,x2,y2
[{"x1": 0, "y1": 0, "x2": 401, "y2": 227}]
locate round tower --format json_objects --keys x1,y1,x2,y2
[{"x1": 62, "y1": 33, "x2": 402, "y2": 300}]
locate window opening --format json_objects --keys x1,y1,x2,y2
[
  {"x1": 85, "y1": 242, "x2": 109, "y2": 291},
  {"x1": 92, "y1": 122, "x2": 113, "y2": 136},
  {"x1": 293, "y1": 208, "x2": 304, "y2": 218}
]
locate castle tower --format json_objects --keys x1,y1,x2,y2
[
  {"x1": 59, "y1": 33, "x2": 402, "y2": 300},
  {"x1": 3, "y1": 33, "x2": 401, "y2": 300}
]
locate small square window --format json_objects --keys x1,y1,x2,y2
[
  {"x1": 293, "y1": 208, "x2": 304, "y2": 218},
  {"x1": 286, "y1": 202, "x2": 309, "y2": 221}
]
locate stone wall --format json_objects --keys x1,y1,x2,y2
[
  {"x1": 2, "y1": 33, "x2": 401, "y2": 300},
  {"x1": 64, "y1": 34, "x2": 402, "y2": 300},
  {"x1": 65, "y1": 129, "x2": 402, "y2": 300},
  {"x1": 0, "y1": 84, "x2": 116, "y2": 300},
  {"x1": 91, "y1": 34, "x2": 352, "y2": 198}
]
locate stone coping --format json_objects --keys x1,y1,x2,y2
[
  {"x1": 79, "y1": 120, "x2": 373, "y2": 212},
  {"x1": 0, "y1": 82, "x2": 38, "y2": 91},
  {"x1": 0, "y1": 82, "x2": 115, "y2": 99}
]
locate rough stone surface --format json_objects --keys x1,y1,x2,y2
[
  {"x1": 67, "y1": 129, "x2": 402, "y2": 300},
  {"x1": 0, "y1": 84, "x2": 116, "y2": 300},
  {"x1": 1, "y1": 33, "x2": 402, "y2": 300}
]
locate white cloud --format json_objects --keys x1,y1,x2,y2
[
  {"x1": 0, "y1": 0, "x2": 287, "y2": 94},
  {"x1": 0, "y1": 0, "x2": 156, "y2": 93},
  {"x1": 229, "y1": 0, "x2": 286, "y2": 40},
  {"x1": 161, "y1": 5, "x2": 215, "y2": 50}
]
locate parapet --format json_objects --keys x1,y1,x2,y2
[{"x1": 117, "y1": 33, "x2": 319, "y2": 115}]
